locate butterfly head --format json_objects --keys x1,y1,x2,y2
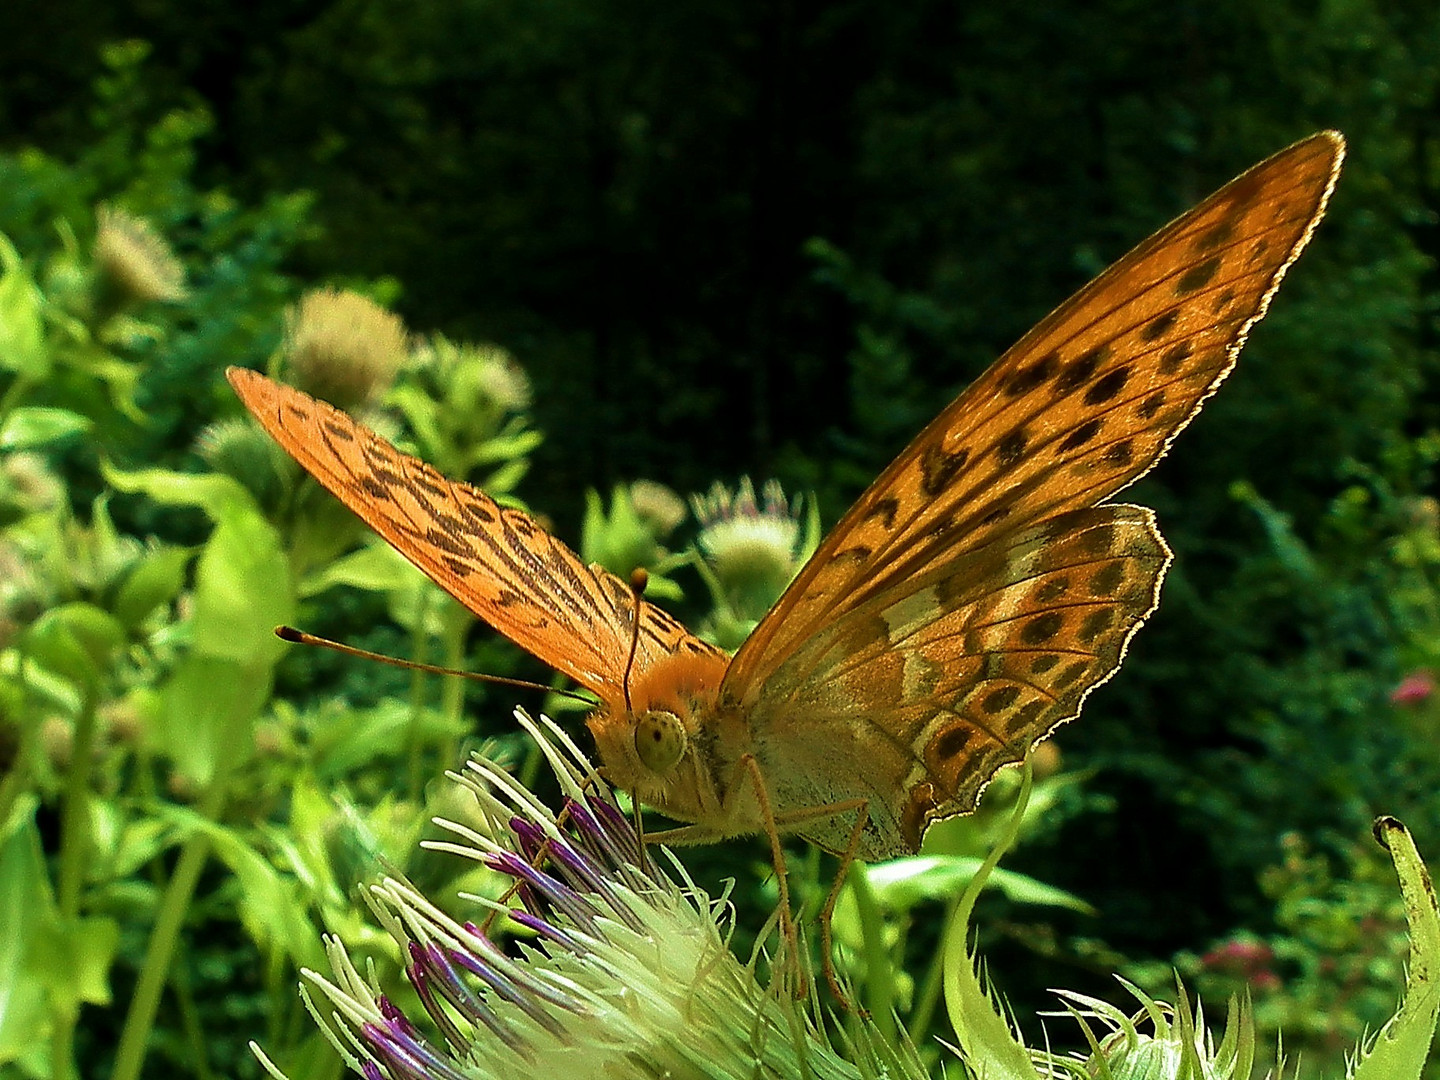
[{"x1": 586, "y1": 648, "x2": 731, "y2": 821}]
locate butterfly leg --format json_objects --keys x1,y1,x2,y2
[
  {"x1": 733, "y1": 753, "x2": 804, "y2": 998},
  {"x1": 772, "y1": 797, "x2": 870, "y2": 1014}
]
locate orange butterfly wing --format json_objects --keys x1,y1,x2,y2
[
  {"x1": 227, "y1": 367, "x2": 724, "y2": 705},
  {"x1": 724, "y1": 132, "x2": 1344, "y2": 856}
]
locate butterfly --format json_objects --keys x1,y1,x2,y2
[{"x1": 229, "y1": 130, "x2": 1342, "y2": 940}]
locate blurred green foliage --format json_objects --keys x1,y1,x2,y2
[{"x1": 0, "y1": 1, "x2": 1438, "y2": 1077}]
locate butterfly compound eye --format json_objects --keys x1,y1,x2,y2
[{"x1": 633, "y1": 710, "x2": 686, "y2": 774}]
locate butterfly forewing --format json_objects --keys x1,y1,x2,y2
[
  {"x1": 227, "y1": 368, "x2": 724, "y2": 704},
  {"x1": 748, "y1": 505, "x2": 1168, "y2": 858},
  {"x1": 725, "y1": 132, "x2": 1343, "y2": 699}
]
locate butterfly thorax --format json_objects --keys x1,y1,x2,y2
[{"x1": 586, "y1": 648, "x2": 759, "y2": 834}]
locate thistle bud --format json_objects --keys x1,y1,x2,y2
[
  {"x1": 92, "y1": 205, "x2": 187, "y2": 310},
  {"x1": 284, "y1": 288, "x2": 407, "y2": 408}
]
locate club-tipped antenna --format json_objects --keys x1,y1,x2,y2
[
  {"x1": 621, "y1": 568, "x2": 648, "y2": 714},
  {"x1": 274, "y1": 625, "x2": 594, "y2": 704}
]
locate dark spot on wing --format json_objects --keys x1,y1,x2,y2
[
  {"x1": 996, "y1": 428, "x2": 1028, "y2": 468},
  {"x1": 1141, "y1": 311, "x2": 1178, "y2": 341},
  {"x1": 1036, "y1": 577, "x2": 1069, "y2": 602},
  {"x1": 1079, "y1": 523, "x2": 1116, "y2": 557},
  {"x1": 927, "y1": 512, "x2": 959, "y2": 540},
  {"x1": 1079, "y1": 608, "x2": 1116, "y2": 643},
  {"x1": 866, "y1": 496, "x2": 900, "y2": 529},
  {"x1": 933, "y1": 728, "x2": 973, "y2": 761},
  {"x1": 921, "y1": 444, "x2": 970, "y2": 497},
  {"x1": 1084, "y1": 366, "x2": 1131, "y2": 406},
  {"x1": 1020, "y1": 612, "x2": 1064, "y2": 645},
  {"x1": 1176, "y1": 256, "x2": 1222, "y2": 295},
  {"x1": 982, "y1": 686, "x2": 1021, "y2": 714},
  {"x1": 1158, "y1": 342, "x2": 1191, "y2": 375},
  {"x1": 1103, "y1": 439, "x2": 1134, "y2": 467},
  {"x1": 425, "y1": 527, "x2": 471, "y2": 557},
  {"x1": 1194, "y1": 218, "x2": 1236, "y2": 252},
  {"x1": 977, "y1": 501, "x2": 1012, "y2": 528},
  {"x1": 1008, "y1": 699, "x2": 1047, "y2": 732},
  {"x1": 1004, "y1": 351, "x2": 1059, "y2": 396},
  {"x1": 1056, "y1": 346, "x2": 1109, "y2": 393},
  {"x1": 1059, "y1": 418, "x2": 1104, "y2": 454},
  {"x1": 1089, "y1": 563, "x2": 1126, "y2": 596}
]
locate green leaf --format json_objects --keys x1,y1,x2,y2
[
  {"x1": 111, "y1": 545, "x2": 193, "y2": 630},
  {"x1": 471, "y1": 427, "x2": 543, "y2": 466},
  {"x1": 157, "y1": 655, "x2": 269, "y2": 787},
  {"x1": 190, "y1": 502, "x2": 291, "y2": 665},
  {"x1": 21, "y1": 603, "x2": 126, "y2": 692},
  {"x1": 0, "y1": 233, "x2": 47, "y2": 378},
  {"x1": 0, "y1": 407, "x2": 91, "y2": 450},
  {"x1": 151, "y1": 803, "x2": 326, "y2": 970},
  {"x1": 942, "y1": 768, "x2": 1042, "y2": 1080},
  {"x1": 1352, "y1": 818, "x2": 1440, "y2": 1080},
  {"x1": 864, "y1": 855, "x2": 1094, "y2": 914},
  {"x1": 102, "y1": 461, "x2": 260, "y2": 523},
  {"x1": 0, "y1": 799, "x2": 54, "y2": 1068},
  {"x1": 301, "y1": 540, "x2": 420, "y2": 598},
  {"x1": 109, "y1": 463, "x2": 291, "y2": 665}
]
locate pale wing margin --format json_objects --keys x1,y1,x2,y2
[
  {"x1": 227, "y1": 367, "x2": 721, "y2": 701},
  {"x1": 749, "y1": 505, "x2": 1169, "y2": 859}
]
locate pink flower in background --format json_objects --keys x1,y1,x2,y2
[
  {"x1": 1200, "y1": 937, "x2": 1280, "y2": 991},
  {"x1": 1391, "y1": 670, "x2": 1436, "y2": 706}
]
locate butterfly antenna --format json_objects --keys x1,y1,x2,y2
[
  {"x1": 274, "y1": 626, "x2": 594, "y2": 704},
  {"x1": 621, "y1": 568, "x2": 648, "y2": 714}
]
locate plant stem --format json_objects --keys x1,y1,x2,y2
[
  {"x1": 57, "y1": 690, "x2": 97, "y2": 918},
  {"x1": 406, "y1": 589, "x2": 433, "y2": 801},
  {"x1": 108, "y1": 785, "x2": 226, "y2": 1080},
  {"x1": 848, "y1": 862, "x2": 897, "y2": 1042},
  {"x1": 908, "y1": 896, "x2": 957, "y2": 1045},
  {"x1": 51, "y1": 688, "x2": 98, "y2": 1079},
  {"x1": 439, "y1": 606, "x2": 470, "y2": 770}
]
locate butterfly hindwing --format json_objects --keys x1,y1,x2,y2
[
  {"x1": 749, "y1": 505, "x2": 1169, "y2": 858},
  {"x1": 725, "y1": 132, "x2": 1343, "y2": 700},
  {"x1": 227, "y1": 367, "x2": 724, "y2": 703}
]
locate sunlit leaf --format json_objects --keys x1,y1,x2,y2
[{"x1": 0, "y1": 407, "x2": 90, "y2": 450}]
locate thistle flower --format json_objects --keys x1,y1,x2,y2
[
  {"x1": 467, "y1": 344, "x2": 532, "y2": 415},
  {"x1": 259, "y1": 710, "x2": 925, "y2": 1080},
  {"x1": 1043, "y1": 982, "x2": 1259, "y2": 1080},
  {"x1": 691, "y1": 479, "x2": 815, "y2": 635},
  {"x1": 629, "y1": 480, "x2": 687, "y2": 539},
  {"x1": 397, "y1": 337, "x2": 537, "y2": 484},
  {"x1": 285, "y1": 288, "x2": 409, "y2": 409},
  {"x1": 196, "y1": 418, "x2": 291, "y2": 512},
  {"x1": 92, "y1": 205, "x2": 187, "y2": 306}
]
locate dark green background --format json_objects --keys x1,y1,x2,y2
[{"x1": 4, "y1": 0, "x2": 1438, "y2": 1019}]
